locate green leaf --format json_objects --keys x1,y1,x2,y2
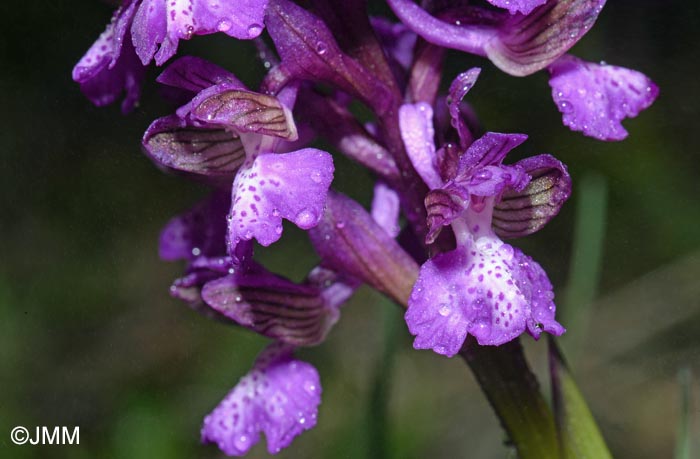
[
  {"x1": 562, "y1": 172, "x2": 607, "y2": 360},
  {"x1": 549, "y1": 337, "x2": 613, "y2": 459}
]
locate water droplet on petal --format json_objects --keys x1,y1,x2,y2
[
  {"x1": 438, "y1": 303, "x2": 451, "y2": 317},
  {"x1": 217, "y1": 19, "x2": 231, "y2": 32},
  {"x1": 303, "y1": 380, "x2": 317, "y2": 394},
  {"x1": 295, "y1": 209, "x2": 316, "y2": 227},
  {"x1": 234, "y1": 434, "x2": 250, "y2": 450},
  {"x1": 310, "y1": 171, "x2": 322, "y2": 183},
  {"x1": 247, "y1": 23, "x2": 263, "y2": 37},
  {"x1": 315, "y1": 42, "x2": 328, "y2": 55},
  {"x1": 558, "y1": 100, "x2": 574, "y2": 114}
]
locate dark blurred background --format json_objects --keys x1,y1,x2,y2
[{"x1": 1, "y1": 1, "x2": 699, "y2": 458}]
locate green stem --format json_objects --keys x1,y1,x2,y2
[{"x1": 460, "y1": 338, "x2": 560, "y2": 459}]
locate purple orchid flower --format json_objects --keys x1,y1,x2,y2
[
  {"x1": 387, "y1": 0, "x2": 658, "y2": 140},
  {"x1": 142, "y1": 56, "x2": 334, "y2": 255},
  {"x1": 201, "y1": 343, "x2": 321, "y2": 456},
  {"x1": 398, "y1": 70, "x2": 570, "y2": 356}
]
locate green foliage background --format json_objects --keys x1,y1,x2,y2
[{"x1": 0, "y1": 1, "x2": 698, "y2": 458}]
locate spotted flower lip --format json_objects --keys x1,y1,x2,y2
[
  {"x1": 131, "y1": 0, "x2": 269, "y2": 66},
  {"x1": 201, "y1": 343, "x2": 321, "y2": 456},
  {"x1": 228, "y1": 149, "x2": 334, "y2": 249},
  {"x1": 548, "y1": 55, "x2": 660, "y2": 141},
  {"x1": 407, "y1": 238, "x2": 565, "y2": 355}
]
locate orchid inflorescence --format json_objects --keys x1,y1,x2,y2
[{"x1": 73, "y1": 0, "x2": 657, "y2": 455}]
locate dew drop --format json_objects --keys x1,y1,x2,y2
[
  {"x1": 315, "y1": 42, "x2": 328, "y2": 55},
  {"x1": 303, "y1": 381, "x2": 317, "y2": 394},
  {"x1": 438, "y1": 303, "x2": 451, "y2": 317},
  {"x1": 295, "y1": 209, "x2": 316, "y2": 227},
  {"x1": 558, "y1": 100, "x2": 574, "y2": 114},
  {"x1": 474, "y1": 169, "x2": 492, "y2": 180},
  {"x1": 234, "y1": 435, "x2": 250, "y2": 450},
  {"x1": 310, "y1": 171, "x2": 322, "y2": 183},
  {"x1": 247, "y1": 23, "x2": 263, "y2": 37},
  {"x1": 217, "y1": 19, "x2": 231, "y2": 31}
]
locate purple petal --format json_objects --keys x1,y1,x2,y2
[
  {"x1": 487, "y1": 0, "x2": 547, "y2": 15},
  {"x1": 159, "y1": 190, "x2": 229, "y2": 261},
  {"x1": 191, "y1": 83, "x2": 298, "y2": 140},
  {"x1": 265, "y1": 0, "x2": 393, "y2": 116},
  {"x1": 371, "y1": 182, "x2": 401, "y2": 238},
  {"x1": 424, "y1": 187, "x2": 469, "y2": 245},
  {"x1": 447, "y1": 68, "x2": 481, "y2": 149},
  {"x1": 458, "y1": 132, "x2": 528, "y2": 173},
  {"x1": 513, "y1": 250, "x2": 566, "y2": 339},
  {"x1": 487, "y1": 0, "x2": 607, "y2": 76},
  {"x1": 201, "y1": 270, "x2": 339, "y2": 346},
  {"x1": 228, "y1": 149, "x2": 334, "y2": 248},
  {"x1": 132, "y1": 0, "x2": 167, "y2": 65},
  {"x1": 398, "y1": 103, "x2": 443, "y2": 189},
  {"x1": 156, "y1": 56, "x2": 243, "y2": 94},
  {"x1": 72, "y1": 1, "x2": 145, "y2": 113},
  {"x1": 306, "y1": 266, "x2": 359, "y2": 312},
  {"x1": 408, "y1": 40, "x2": 446, "y2": 104},
  {"x1": 201, "y1": 343, "x2": 321, "y2": 455},
  {"x1": 169, "y1": 267, "x2": 234, "y2": 321},
  {"x1": 193, "y1": 0, "x2": 268, "y2": 40},
  {"x1": 548, "y1": 55, "x2": 659, "y2": 141},
  {"x1": 494, "y1": 154, "x2": 572, "y2": 238},
  {"x1": 133, "y1": 0, "x2": 268, "y2": 66},
  {"x1": 386, "y1": 0, "x2": 495, "y2": 58},
  {"x1": 73, "y1": 1, "x2": 133, "y2": 79},
  {"x1": 406, "y1": 239, "x2": 564, "y2": 355},
  {"x1": 309, "y1": 192, "x2": 419, "y2": 305},
  {"x1": 143, "y1": 114, "x2": 245, "y2": 179},
  {"x1": 370, "y1": 16, "x2": 417, "y2": 71},
  {"x1": 466, "y1": 164, "x2": 530, "y2": 197}
]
